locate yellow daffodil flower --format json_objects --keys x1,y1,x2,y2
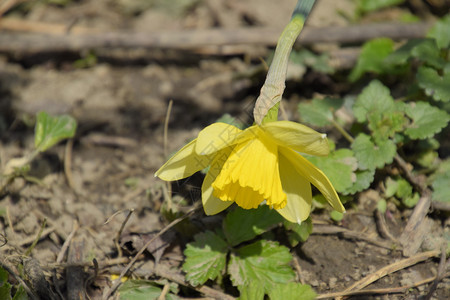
[
  {"x1": 156, "y1": 3, "x2": 345, "y2": 223},
  {"x1": 155, "y1": 121, "x2": 345, "y2": 223}
]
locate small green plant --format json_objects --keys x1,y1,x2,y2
[
  {"x1": 0, "y1": 111, "x2": 77, "y2": 195},
  {"x1": 182, "y1": 206, "x2": 315, "y2": 300},
  {"x1": 297, "y1": 15, "x2": 450, "y2": 210}
]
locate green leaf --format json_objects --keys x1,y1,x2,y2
[
  {"x1": 0, "y1": 266, "x2": 8, "y2": 285},
  {"x1": 377, "y1": 199, "x2": 387, "y2": 213},
  {"x1": 410, "y1": 39, "x2": 446, "y2": 69},
  {"x1": 404, "y1": 102, "x2": 450, "y2": 139},
  {"x1": 284, "y1": 217, "x2": 313, "y2": 247},
  {"x1": 118, "y1": 280, "x2": 179, "y2": 300},
  {"x1": 228, "y1": 240, "x2": 295, "y2": 292},
  {"x1": 34, "y1": 111, "x2": 77, "y2": 152},
  {"x1": 330, "y1": 210, "x2": 344, "y2": 222},
  {"x1": 356, "y1": 0, "x2": 405, "y2": 13},
  {"x1": 342, "y1": 169, "x2": 375, "y2": 195},
  {"x1": 385, "y1": 177, "x2": 398, "y2": 198},
  {"x1": 182, "y1": 231, "x2": 228, "y2": 286},
  {"x1": 427, "y1": 14, "x2": 450, "y2": 49},
  {"x1": 0, "y1": 280, "x2": 11, "y2": 300},
  {"x1": 432, "y1": 170, "x2": 450, "y2": 203},
  {"x1": 403, "y1": 192, "x2": 420, "y2": 208},
  {"x1": 298, "y1": 98, "x2": 344, "y2": 127},
  {"x1": 12, "y1": 285, "x2": 28, "y2": 300},
  {"x1": 268, "y1": 283, "x2": 316, "y2": 300},
  {"x1": 417, "y1": 66, "x2": 450, "y2": 102},
  {"x1": 353, "y1": 80, "x2": 395, "y2": 123},
  {"x1": 238, "y1": 282, "x2": 265, "y2": 300},
  {"x1": 306, "y1": 149, "x2": 356, "y2": 193},
  {"x1": 223, "y1": 206, "x2": 282, "y2": 247},
  {"x1": 396, "y1": 178, "x2": 412, "y2": 199},
  {"x1": 349, "y1": 38, "x2": 395, "y2": 82},
  {"x1": 352, "y1": 134, "x2": 396, "y2": 170}
]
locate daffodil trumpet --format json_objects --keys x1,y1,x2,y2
[{"x1": 155, "y1": 0, "x2": 345, "y2": 223}]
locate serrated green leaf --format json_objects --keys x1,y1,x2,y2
[
  {"x1": 349, "y1": 38, "x2": 395, "y2": 82},
  {"x1": 342, "y1": 169, "x2": 375, "y2": 195},
  {"x1": 404, "y1": 102, "x2": 450, "y2": 139},
  {"x1": 268, "y1": 283, "x2": 316, "y2": 300},
  {"x1": 229, "y1": 240, "x2": 295, "y2": 292},
  {"x1": 353, "y1": 80, "x2": 395, "y2": 123},
  {"x1": 352, "y1": 134, "x2": 396, "y2": 170},
  {"x1": 356, "y1": 0, "x2": 405, "y2": 13},
  {"x1": 182, "y1": 231, "x2": 227, "y2": 286},
  {"x1": 432, "y1": 170, "x2": 450, "y2": 203},
  {"x1": 306, "y1": 149, "x2": 356, "y2": 193},
  {"x1": 427, "y1": 14, "x2": 450, "y2": 49},
  {"x1": 118, "y1": 280, "x2": 179, "y2": 300},
  {"x1": 34, "y1": 111, "x2": 77, "y2": 152},
  {"x1": 238, "y1": 281, "x2": 265, "y2": 300},
  {"x1": 223, "y1": 206, "x2": 282, "y2": 247},
  {"x1": 298, "y1": 98, "x2": 344, "y2": 127},
  {"x1": 284, "y1": 217, "x2": 313, "y2": 247},
  {"x1": 417, "y1": 66, "x2": 450, "y2": 102}
]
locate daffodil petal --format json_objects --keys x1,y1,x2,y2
[
  {"x1": 155, "y1": 139, "x2": 212, "y2": 181},
  {"x1": 212, "y1": 135, "x2": 287, "y2": 210},
  {"x1": 202, "y1": 150, "x2": 233, "y2": 215},
  {"x1": 276, "y1": 153, "x2": 312, "y2": 223},
  {"x1": 195, "y1": 123, "x2": 242, "y2": 155},
  {"x1": 262, "y1": 120, "x2": 329, "y2": 156},
  {"x1": 279, "y1": 147, "x2": 345, "y2": 213}
]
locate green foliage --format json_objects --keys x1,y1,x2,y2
[
  {"x1": 223, "y1": 206, "x2": 282, "y2": 247},
  {"x1": 238, "y1": 282, "x2": 265, "y2": 300},
  {"x1": 228, "y1": 240, "x2": 295, "y2": 293},
  {"x1": 118, "y1": 280, "x2": 179, "y2": 300},
  {"x1": 298, "y1": 98, "x2": 344, "y2": 127},
  {"x1": 352, "y1": 80, "x2": 402, "y2": 136},
  {"x1": 404, "y1": 102, "x2": 450, "y2": 139},
  {"x1": 0, "y1": 267, "x2": 28, "y2": 300},
  {"x1": 34, "y1": 111, "x2": 77, "y2": 152},
  {"x1": 416, "y1": 66, "x2": 450, "y2": 102},
  {"x1": 182, "y1": 206, "x2": 311, "y2": 297},
  {"x1": 352, "y1": 134, "x2": 396, "y2": 170},
  {"x1": 307, "y1": 149, "x2": 357, "y2": 193},
  {"x1": 268, "y1": 282, "x2": 317, "y2": 300},
  {"x1": 342, "y1": 169, "x2": 375, "y2": 195},
  {"x1": 182, "y1": 231, "x2": 228, "y2": 286},
  {"x1": 431, "y1": 160, "x2": 450, "y2": 203},
  {"x1": 356, "y1": 0, "x2": 405, "y2": 13},
  {"x1": 349, "y1": 38, "x2": 395, "y2": 82},
  {"x1": 427, "y1": 14, "x2": 450, "y2": 49},
  {"x1": 284, "y1": 217, "x2": 313, "y2": 247}
]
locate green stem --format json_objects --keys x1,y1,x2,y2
[
  {"x1": 253, "y1": 0, "x2": 316, "y2": 124},
  {"x1": 331, "y1": 119, "x2": 354, "y2": 143}
]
